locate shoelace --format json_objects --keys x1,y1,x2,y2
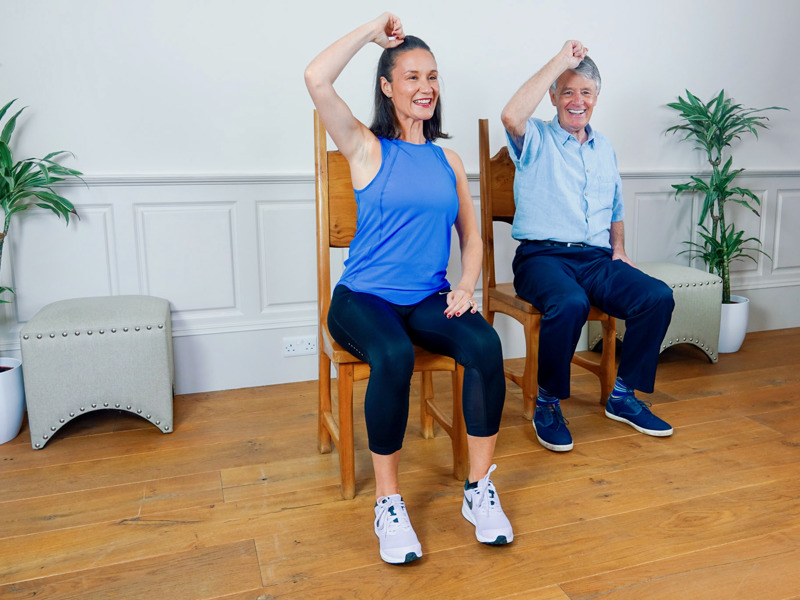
[
  {"x1": 540, "y1": 402, "x2": 570, "y2": 428},
  {"x1": 376, "y1": 497, "x2": 412, "y2": 536},
  {"x1": 473, "y1": 464, "x2": 501, "y2": 515},
  {"x1": 614, "y1": 394, "x2": 652, "y2": 414}
]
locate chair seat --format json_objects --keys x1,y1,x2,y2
[
  {"x1": 321, "y1": 326, "x2": 457, "y2": 371},
  {"x1": 490, "y1": 283, "x2": 538, "y2": 314},
  {"x1": 491, "y1": 282, "x2": 612, "y2": 322}
]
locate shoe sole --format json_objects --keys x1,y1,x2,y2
[
  {"x1": 380, "y1": 550, "x2": 422, "y2": 564},
  {"x1": 533, "y1": 421, "x2": 573, "y2": 452},
  {"x1": 461, "y1": 500, "x2": 514, "y2": 545},
  {"x1": 374, "y1": 527, "x2": 422, "y2": 564},
  {"x1": 605, "y1": 410, "x2": 673, "y2": 437}
]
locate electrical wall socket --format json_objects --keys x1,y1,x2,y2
[{"x1": 282, "y1": 335, "x2": 317, "y2": 357}]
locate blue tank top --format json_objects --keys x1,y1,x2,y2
[{"x1": 337, "y1": 137, "x2": 459, "y2": 305}]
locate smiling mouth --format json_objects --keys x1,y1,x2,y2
[
  {"x1": 414, "y1": 99, "x2": 433, "y2": 107},
  {"x1": 567, "y1": 109, "x2": 586, "y2": 115}
]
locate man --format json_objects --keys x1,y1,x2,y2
[{"x1": 500, "y1": 40, "x2": 675, "y2": 452}]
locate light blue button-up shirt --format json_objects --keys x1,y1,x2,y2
[{"x1": 506, "y1": 115, "x2": 624, "y2": 249}]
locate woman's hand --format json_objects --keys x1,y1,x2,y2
[
  {"x1": 371, "y1": 12, "x2": 405, "y2": 48},
  {"x1": 445, "y1": 287, "x2": 477, "y2": 319}
]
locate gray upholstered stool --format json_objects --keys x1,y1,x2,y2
[
  {"x1": 588, "y1": 262, "x2": 722, "y2": 363},
  {"x1": 20, "y1": 295, "x2": 174, "y2": 449}
]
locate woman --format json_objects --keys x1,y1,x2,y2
[{"x1": 305, "y1": 13, "x2": 513, "y2": 564}]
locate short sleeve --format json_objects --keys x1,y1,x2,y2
[{"x1": 505, "y1": 117, "x2": 544, "y2": 170}]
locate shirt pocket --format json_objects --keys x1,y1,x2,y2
[{"x1": 594, "y1": 175, "x2": 617, "y2": 209}]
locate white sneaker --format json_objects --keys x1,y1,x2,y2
[
  {"x1": 374, "y1": 494, "x2": 422, "y2": 564},
  {"x1": 461, "y1": 464, "x2": 514, "y2": 545}
]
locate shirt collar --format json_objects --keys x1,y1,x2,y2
[{"x1": 550, "y1": 114, "x2": 595, "y2": 146}]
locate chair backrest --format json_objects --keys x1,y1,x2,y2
[
  {"x1": 315, "y1": 110, "x2": 358, "y2": 330},
  {"x1": 479, "y1": 118, "x2": 517, "y2": 297}
]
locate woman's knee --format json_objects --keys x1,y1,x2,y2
[
  {"x1": 369, "y1": 337, "x2": 415, "y2": 381},
  {"x1": 456, "y1": 319, "x2": 504, "y2": 369}
]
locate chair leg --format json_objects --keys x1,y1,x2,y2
[
  {"x1": 451, "y1": 364, "x2": 469, "y2": 481},
  {"x1": 599, "y1": 316, "x2": 617, "y2": 405},
  {"x1": 318, "y1": 353, "x2": 332, "y2": 454},
  {"x1": 522, "y1": 316, "x2": 540, "y2": 420},
  {"x1": 337, "y1": 364, "x2": 356, "y2": 500},
  {"x1": 420, "y1": 371, "x2": 435, "y2": 439}
]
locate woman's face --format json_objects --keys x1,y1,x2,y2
[{"x1": 381, "y1": 48, "x2": 439, "y2": 122}]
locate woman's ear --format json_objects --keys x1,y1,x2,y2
[{"x1": 380, "y1": 76, "x2": 393, "y2": 98}]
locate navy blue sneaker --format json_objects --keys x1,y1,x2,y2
[
  {"x1": 605, "y1": 394, "x2": 673, "y2": 437},
  {"x1": 533, "y1": 401, "x2": 573, "y2": 452}
]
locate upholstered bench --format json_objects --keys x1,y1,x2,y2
[
  {"x1": 20, "y1": 295, "x2": 174, "y2": 449},
  {"x1": 588, "y1": 262, "x2": 722, "y2": 363}
]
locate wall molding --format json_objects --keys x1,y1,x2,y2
[{"x1": 51, "y1": 169, "x2": 800, "y2": 188}]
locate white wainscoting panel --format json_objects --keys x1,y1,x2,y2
[
  {"x1": 11, "y1": 205, "x2": 117, "y2": 323},
  {"x1": 774, "y1": 188, "x2": 800, "y2": 272},
  {"x1": 630, "y1": 190, "x2": 694, "y2": 264},
  {"x1": 257, "y1": 201, "x2": 316, "y2": 318},
  {"x1": 137, "y1": 203, "x2": 238, "y2": 313}
]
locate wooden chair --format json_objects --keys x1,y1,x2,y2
[
  {"x1": 315, "y1": 111, "x2": 469, "y2": 499},
  {"x1": 478, "y1": 118, "x2": 616, "y2": 420}
]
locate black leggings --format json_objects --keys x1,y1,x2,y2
[{"x1": 327, "y1": 285, "x2": 506, "y2": 455}]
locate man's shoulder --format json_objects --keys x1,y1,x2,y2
[{"x1": 589, "y1": 127, "x2": 615, "y2": 148}]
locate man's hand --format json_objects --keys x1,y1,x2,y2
[
  {"x1": 501, "y1": 39, "x2": 590, "y2": 142},
  {"x1": 610, "y1": 221, "x2": 635, "y2": 267},
  {"x1": 612, "y1": 249, "x2": 636, "y2": 268},
  {"x1": 558, "y1": 40, "x2": 588, "y2": 70}
]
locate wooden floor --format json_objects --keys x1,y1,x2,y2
[{"x1": 1, "y1": 329, "x2": 800, "y2": 599}]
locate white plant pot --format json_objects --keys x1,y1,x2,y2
[
  {"x1": 718, "y1": 295, "x2": 750, "y2": 354},
  {"x1": 0, "y1": 357, "x2": 25, "y2": 444}
]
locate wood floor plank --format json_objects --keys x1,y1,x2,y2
[
  {"x1": 0, "y1": 540, "x2": 262, "y2": 600},
  {"x1": 0, "y1": 471, "x2": 222, "y2": 538},
  {"x1": 497, "y1": 586, "x2": 571, "y2": 600},
  {"x1": 560, "y1": 525, "x2": 800, "y2": 600}
]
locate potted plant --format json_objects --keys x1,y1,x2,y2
[
  {"x1": 666, "y1": 90, "x2": 786, "y2": 352},
  {"x1": 0, "y1": 98, "x2": 82, "y2": 443}
]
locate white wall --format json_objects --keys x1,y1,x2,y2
[{"x1": 1, "y1": 0, "x2": 799, "y2": 393}]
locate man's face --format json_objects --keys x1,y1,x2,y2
[{"x1": 549, "y1": 70, "x2": 598, "y2": 140}]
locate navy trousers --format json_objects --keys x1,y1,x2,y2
[
  {"x1": 513, "y1": 242, "x2": 674, "y2": 399},
  {"x1": 327, "y1": 285, "x2": 506, "y2": 455}
]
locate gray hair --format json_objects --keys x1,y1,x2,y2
[{"x1": 550, "y1": 55, "x2": 601, "y2": 94}]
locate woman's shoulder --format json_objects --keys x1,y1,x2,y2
[{"x1": 440, "y1": 146, "x2": 464, "y2": 169}]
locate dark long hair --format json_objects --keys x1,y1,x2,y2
[{"x1": 369, "y1": 35, "x2": 450, "y2": 142}]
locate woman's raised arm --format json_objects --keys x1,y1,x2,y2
[{"x1": 304, "y1": 13, "x2": 404, "y2": 165}]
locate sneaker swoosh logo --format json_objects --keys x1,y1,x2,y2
[{"x1": 465, "y1": 496, "x2": 473, "y2": 510}]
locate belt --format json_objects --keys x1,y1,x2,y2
[{"x1": 522, "y1": 240, "x2": 592, "y2": 248}]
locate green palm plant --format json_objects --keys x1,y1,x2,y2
[
  {"x1": 667, "y1": 90, "x2": 786, "y2": 303},
  {"x1": 0, "y1": 99, "x2": 82, "y2": 303}
]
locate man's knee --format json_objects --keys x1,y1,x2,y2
[
  {"x1": 544, "y1": 291, "x2": 591, "y2": 322},
  {"x1": 647, "y1": 279, "x2": 675, "y2": 315}
]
